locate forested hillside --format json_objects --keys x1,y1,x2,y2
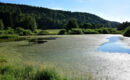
[{"x1": 0, "y1": 2, "x2": 119, "y2": 30}]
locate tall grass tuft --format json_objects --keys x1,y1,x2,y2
[
  {"x1": 0, "y1": 56, "x2": 96, "y2": 80},
  {"x1": 34, "y1": 69, "x2": 66, "y2": 80}
]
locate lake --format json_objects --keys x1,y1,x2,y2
[{"x1": 0, "y1": 34, "x2": 130, "y2": 80}]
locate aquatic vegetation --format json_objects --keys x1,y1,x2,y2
[
  {"x1": 28, "y1": 37, "x2": 57, "y2": 44},
  {"x1": 28, "y1": 38, "x2": 47, "y2": 44}
]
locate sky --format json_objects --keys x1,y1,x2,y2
[{"x1": 0, "y1": 0, "x2": 130, "y2": 22}]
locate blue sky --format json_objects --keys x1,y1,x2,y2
[{"x1": 0, "y1": 0, "x2": 130, "y2": 22}]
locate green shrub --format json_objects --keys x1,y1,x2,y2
[
  {"x1": 38, "y1": 30, "x2": 49, "y2": 35},
  {"x1": 5, "y1": 27, "x2": 15, "y2": 34},
  {"x1": 15, "y1": 27, "x2": 25, "y2": 36},
  {"x1": 123, "y1": 26, "x2": 130, "y2": 37},
  {"x1": 23, "y1": 30, "x2": 34, "y2": 36},
  {"x1": 69, "y1": 29, "x2": 83, "y2": 34},
  {"x1": 97, "y1": 28, "x2": 121, "y2": 34},
  {"x1": 97, "y1": 28, "x2": 109, "y2": 34},
  {"x1": 0, "y1": 27, "x2": 15, "y2": 35},
  {"x1": 58, "y1": 29, "x2": 67, "y2": 35},
  {"x1": 15, "y1": 27, "x2": 34, "y2": 36},
  {"x1": 105, "y1": 28, "x2": 121, "y2": 34},
  {"x1": 83, "y1": 29, "x2": 99, "y2": 34}
]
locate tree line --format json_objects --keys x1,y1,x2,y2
[
  {"x1": 0, "y1": 2, "x2": 129, "y2": 37},
  {"x1": 0, "y1": 2, "x2": 119, "y2": 30}
]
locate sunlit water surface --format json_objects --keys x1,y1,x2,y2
[
  {"x1": 98, "y1": 36, "x2": 130, "y2": 53},
  {"x1": 0, "y1": 34, "x2": 130, "y2": 80}
]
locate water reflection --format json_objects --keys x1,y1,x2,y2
[{"x1": 97, "y1": 36, "x2": 130, "y2": 53}]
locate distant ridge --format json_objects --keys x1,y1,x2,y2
[{"x1": 0, "y1": 2, "x2": 120, "y2": 29}]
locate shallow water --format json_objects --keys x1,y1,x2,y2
[
  {"x1": 97, "y1": 36, "x2": 130, "y2": 53},
  {"x1": 0, "y1": 34, "x2": 130, "y2": 80}
]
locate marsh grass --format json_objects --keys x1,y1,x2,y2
[
  {"x1": 0, "y1": 63, "x2": 66, "y2": 80},
  {"x1": 0, "y1": 64, "x2": 96, "y2": 80},
  {"x1": 0, "y1": 56, "x2": 96, "y2": 80},
  {"x1": 0, "y1": 34, "x2": 29, "y2": 43},
  {"x1": 0, "y1": 56, "x2": 7, "y2": 63}
]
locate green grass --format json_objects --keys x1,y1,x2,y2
[
  {"x1": 0, "y1": 56, "x2": 66, "y2": 80},
  {"x1": 0, "y1": 34, "x2": 29, "y2": 43},
  {"x1": 44, "y1": 29, "x2": 61, "y2": 35},
  {"x1": 0, "y1": 65, "x2": 67, "y2": 80},
  {"x1": 0, "y1": 64, "x2": 96, "y2": 80},
  {"x1": 0, "y1": 55, "x2": 96, "y2": 80},
  {"x1": 36, "y1": 29, "x2": 61, "y2": 35},
  {"x1": 0, "y1": 34, "x2": 19, "y2": 39}
]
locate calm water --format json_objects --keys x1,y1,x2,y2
[
  {"x1": 98, "y1": 36, "x2": 130, "y2": 53},
  {"x1": 0, "y1": 35, "x2": 130, "y2": 80}
]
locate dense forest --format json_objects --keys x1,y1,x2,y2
[{"x1": 0, "y1": 2, "x2": 120, "y2": 30}]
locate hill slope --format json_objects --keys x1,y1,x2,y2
[{"x1": 0, "y1": 2, "x2": 119, "y2": 29}]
